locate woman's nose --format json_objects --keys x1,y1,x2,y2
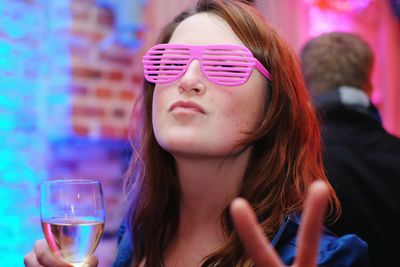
[{"x1": 177, "y1": 59, "x2": 207, "y2": 95}]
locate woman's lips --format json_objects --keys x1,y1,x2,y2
[{"x1": 169, "y1": 100, "x2": 206, "y2": 114}]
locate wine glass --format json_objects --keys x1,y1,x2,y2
[{"x1": 40, "y1": 179, "x2": 106, "y2": 267}]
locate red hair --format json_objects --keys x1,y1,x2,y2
[{"x1": 124, "y1": 0, "x2": 340, "y2": 266}]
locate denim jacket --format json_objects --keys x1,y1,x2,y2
[{"x1": 113, "y1": 214, "x2": 368, "y2": 267}]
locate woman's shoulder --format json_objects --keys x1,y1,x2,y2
[{"x1": 272, "y1": 214, "x2": 369, "y2": 267}]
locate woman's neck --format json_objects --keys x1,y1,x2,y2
[
  {"x1": 175, "y1": 147, "x2": 251, "y2": 226},
  {"x1": 163, "y1": 148, "x2": 251, "y2": 267}
]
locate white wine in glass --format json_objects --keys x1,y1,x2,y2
[{"x1": 41, "y1": 179, "x2": 105, "y2": 267}]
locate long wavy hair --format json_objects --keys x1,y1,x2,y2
[{"x1": 124, "y1": 0, "x2": 340, "y2": 266}]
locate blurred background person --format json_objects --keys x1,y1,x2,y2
[{"x1": 301, "y1": 31, "x2": 400, "y2": 267}]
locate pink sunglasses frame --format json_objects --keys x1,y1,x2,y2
[{"x1": 142, "y1": 44, "x2": 272, "y2": 87}]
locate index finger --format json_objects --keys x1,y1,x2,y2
[
  {"x1": 230, "y1": 198, "x2": 282, "y2": 267},
  {"x1": 294, "y1": 181, "x2": 329, "y2": 267}
]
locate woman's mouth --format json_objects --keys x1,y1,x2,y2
[{"x1": 169, "y1": 100, "x2": 206, "y2": 114}]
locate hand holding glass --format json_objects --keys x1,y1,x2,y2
[{"x1": 40, "y1": 180, "x2": 105, "y2": 267}]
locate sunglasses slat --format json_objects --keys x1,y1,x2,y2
[
  {"x1": 203, "y1": 66, "x2": 249, "y2": 71},
  {"x1": 212, "y1": 76, "x2": 246, "y2": 81},
  {"x1": 204, "y1": 50, "x2": 250, "y2": 54},
  {"x1": 202, "y1": 62, "x2": 253, "y2": 67}
]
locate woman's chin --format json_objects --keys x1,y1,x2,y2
[{"x1": 160, "y1": 141, "x2": 249, "y2": 160}]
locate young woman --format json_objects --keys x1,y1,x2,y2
[{"x1": 24, "y1": 0, "x2": 367, "y2": 266}]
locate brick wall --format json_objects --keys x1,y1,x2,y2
[
  {"x1": 53, "y1": 0, "x2": 144, "y2": 139},
  {"x1": 0, "y1": 0, "x2": 145, "y2": 266},
  {"x1": 46, "y1": 1, "x2": 145, "y2": 266}
]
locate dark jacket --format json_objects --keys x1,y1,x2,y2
[
  {"x1": 113, "y1": 214, "x2": 368, "y2": 266},
  {"x1": 314, "y1": 87, "x2": 400, "y2": 267}
]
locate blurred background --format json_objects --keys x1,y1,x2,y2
[{"x1": 0, "y1": 0, "x2": 399, "y2": 266}]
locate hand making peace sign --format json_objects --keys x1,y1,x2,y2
[{"x1": 231, "y1": 181, "x2": 329, "y2": 267}]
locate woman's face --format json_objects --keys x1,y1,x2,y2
[{"x1": 152, "y1": 13, "x2": 267, "y2": 158}]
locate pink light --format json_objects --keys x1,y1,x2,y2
[
  {"x1": 308, "y1": 7, "x2": 353, "y2": 36},
  {"x1": 333, "y1": 0, "x2": 373, "y2": 12},
  {"x1": 305, "y1": 0, "x2": 373, "y2": 12}
]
